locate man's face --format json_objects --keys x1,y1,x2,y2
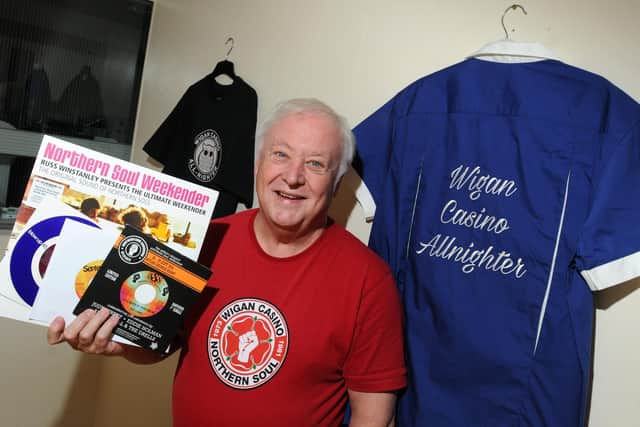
[{"x1": 255, "y1": 111, "x2": 342, "y2": 235}]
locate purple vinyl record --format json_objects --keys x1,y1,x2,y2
[{"x1": 9, "y1": 215, "x2": 98, "y2": 306}]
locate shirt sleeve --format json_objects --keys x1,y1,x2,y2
[
  {"x1": 343, "y1": 264, "x2": 406, "y2": 392},
  {"x1": 200, "y1": 83, "x2": 257, "y2": 209},
  {"x1": 142, "y1": 92, "x2": 188, "y2": 164},
  {"x1": 353, "y1": 98, "x2": 397, "y2": 209},
  {"x1": 233, "y1": 87, "x2": 257, "y2": 208},
  {"x1": 577, "y1": 120, "x2": 640, "y2": 291},
  {"x1": 352, "y1": 89, "x2": 418, "y2": 277}
]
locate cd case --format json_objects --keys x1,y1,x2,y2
[{"x1": 74, "y1": 225, "x2": 212, "y2": 353}]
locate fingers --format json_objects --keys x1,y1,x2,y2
[
  {"x1": 59, "y1": 307, "x2": 121, "y2": 354},
  {"x1": 75, "y1": 308, "x2": 112, "y2": 348},
  {"x1": 62, "y1": 308, "x2": 101, "y2": 347},
  {"x1": 92, "y1": 311, "x2": 122, "y2": 354},
  {"x1": 47, "y1": 316, "x2": 67, "y2": 345}
]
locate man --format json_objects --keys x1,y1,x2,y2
[{"x1": 48, "y1": 98, "x2": 406, "y2": 426}]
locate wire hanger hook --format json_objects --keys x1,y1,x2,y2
[
  {"x1": 501, "y1": 4, "x2": 527, "y2": 40},
  {"x1": 225, "y1": 37, "x2": 234, "y2": 59}
]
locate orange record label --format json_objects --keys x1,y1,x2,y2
[
  {"x1": 74, "y1": 260, "x2": 103, "y2": 298},
  {"x1": 120, "y1": 270, "x2": 169, "y2": 317}
]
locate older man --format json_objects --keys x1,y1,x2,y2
[{"x1": 48, "y1": 99, "x2": 406, "y2": 426}]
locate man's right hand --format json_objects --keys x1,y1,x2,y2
[
  {"x1": 47, "y1": 307, "x2": 175, "y2": 365},
  {"x1": 48, "y1": 307, "x2": 126, "y2": 356}
]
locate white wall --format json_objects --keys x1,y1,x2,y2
[
  {"x1": 129, "y1": 1, "x2": 640, "y2": 426},
  {"x1": 1, "y1": 1, "x2": 638, "y2": 426},
  {"x1": 126, "y1": 1, "x2": 639, "y2": 426}
]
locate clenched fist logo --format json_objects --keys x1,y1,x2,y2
[{"x1": 238, "y1": 330, "x2": 259, "y2": 363}]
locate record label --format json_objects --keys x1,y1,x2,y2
[
  {"x1": 120, "y1": 270, "x2": 169, "y2": 317},
  {"x1": 74, "y1": 260, "x2": 103, "y2": 298}
]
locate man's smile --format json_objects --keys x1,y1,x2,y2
[{"x1": 275, "y1": 191, "x2": 305, "y2": 200}]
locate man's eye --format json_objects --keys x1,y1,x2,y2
[
  {"x1": 306, "y1": 160, "x2": 327, "y2": 172},
  {"x1": 272, "y1": 151, "x2": 288, "y2": 159}
]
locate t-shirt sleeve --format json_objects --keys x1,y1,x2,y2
[
  {"x1": 352, "y1": 98, "x2": 397, "y2": 209},
  {"x1": 343, "y1": 264, "x2": 406, "y2": 392},
  {"x1": 143, "y1": 92, "x2": 188, "y2": 164},
  {"x1": 203, "y1": 84, "x2": 257, "y2": 209},
  {"x1": 577, "y1": 120, "x2": 640, "y2": 291}
]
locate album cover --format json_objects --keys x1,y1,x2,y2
[
  {"x1": 74, "y1": 226, "x2": 212, "y2": 353},
  {"x1": 3, "y1": 135, "x2": 219, "y2": 262}
]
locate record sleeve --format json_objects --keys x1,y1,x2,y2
[
  {"x1": 74, "y1": 226, "x2": 212, "y2": 352},
  {"x1": 0, "y1": 197, "x2": 99, "y2": 315},
  {"x1": 30, "y1": 220, "x2": 120, "y2": 324}
]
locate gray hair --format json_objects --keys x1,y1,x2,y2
[{"x1": 255, "y1": 98, "x2": 355, "y2": 181}]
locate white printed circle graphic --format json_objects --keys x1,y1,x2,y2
[
  {"x1": 118, "y1": 235, "x2": 148, "y2": 264},
  {"x1": 188, "y1": 129, "x2": 222, "y2": 182},
  {"x1": 208, "y1": 298, "x2": 289, "y2": 390}
]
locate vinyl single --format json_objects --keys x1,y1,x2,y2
[
  {"x1": 9, "y1": 215, "x2": 97, "y2": 306},
  {"x1": 74, "y1": 226, "x2": 211, "y2": 352}
]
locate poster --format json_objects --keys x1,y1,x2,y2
[
  {"x1": 5, "y1": 135, "x2": 218, "y2": 260},
  {"x1": 0, "y1": 135, "x2": 218, "y2": 326}
]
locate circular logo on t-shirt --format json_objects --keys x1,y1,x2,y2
[
  {"x1": 208, "y1": 298, "x2": 289, "y2": 390},
  {"x1": 188, "y1": 129, "x2": 222, "y2": 182}
]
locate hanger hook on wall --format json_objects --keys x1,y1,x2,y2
[
  {"x1": 225, "y1": 37, "x2": 234, "y2": 59},
  {"x1": 501, "y1": 4, "x2": 527, "y2": 40}
]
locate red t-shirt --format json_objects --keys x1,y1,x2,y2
[{"x1": 172, "y1": 209, "x2": 406, "y2": 426}]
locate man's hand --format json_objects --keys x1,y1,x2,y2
[
  {"x1": 48, "y1": 307, "x2": 125, "y2": 356},
  {"x1": 237, "y1": 330, "x2": 259, "y2": 362},
  {"x1": 47, "y1": 308, "x2": 165, "y2": 364}
]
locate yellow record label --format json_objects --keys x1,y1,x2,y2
[{"x1": 74, "y1": 260, "x2": 103, "y2": 298}]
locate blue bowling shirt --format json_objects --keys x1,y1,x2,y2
[{"x1": 354, "y1": 58, "x2": 640, "y2": 427}]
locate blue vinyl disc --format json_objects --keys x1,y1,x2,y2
[{"x1": 9, "y1": 215, "x2": 98, "y2": 306}]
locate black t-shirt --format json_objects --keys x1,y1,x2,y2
[{"x1": 143, "y1": 73, "x2": 257, "y2": 217}]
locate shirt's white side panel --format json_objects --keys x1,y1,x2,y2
[{"x1": 534, "y1": 171, "x2": 571, "y2": 354}]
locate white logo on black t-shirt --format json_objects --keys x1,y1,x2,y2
[{"x1": 188, "y1": 129, "x2": 222, "y2": 182}]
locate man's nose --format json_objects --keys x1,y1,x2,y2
[{"x1": 283, "y1": 159, "x2": 306, "y2": 186}]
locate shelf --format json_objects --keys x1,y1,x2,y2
[{"x1": 0, "y1": 128, "x2": 131, "y2": 160}]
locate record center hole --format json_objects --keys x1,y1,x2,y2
[{"x1": 135, "y1": 284, "x2": 156, "y2": 304}]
